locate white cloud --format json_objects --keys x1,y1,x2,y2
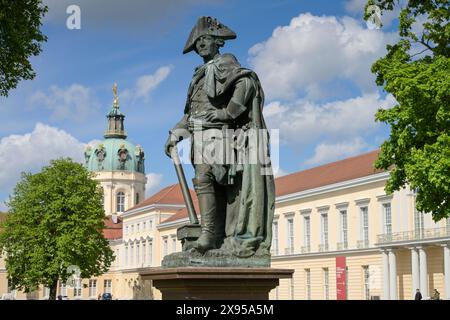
[
  {"x1": 248, "y1": 13, "x2": 397, "y2": 101},
  {"x1": 263, "y1": 93, "x2": 396, "y2": 146},
  {"x1": 29, "y1": 84, "x2": 100, "y2": 121},
  {"x1": 273, "y1": 167, "x2": 288, "y2": 178},
  {"x1": 145, "y1": 173, "x2": 164, "y2": 197},
  {"x1": 135, "y1": 65, "x2": 173, "y2": 100},
  {"x1": 0, "y1": 123, "x2": 90, "y2": 194},
  {"x1": 304, "y1": 137, "x2": 369, "y2": 166}
]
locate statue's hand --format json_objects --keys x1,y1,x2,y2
[
  {"x1": 164, "y1": 133, "x2": 179, "y2": 158},
  {"x1": 204, "y1": 109, "x2": 231, "y2": 122}
]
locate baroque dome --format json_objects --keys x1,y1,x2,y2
[{"x1": 84, "y1": 83, "x2": 145, "y2": 174}]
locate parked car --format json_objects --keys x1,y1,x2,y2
[{"x1": 101, "y1": 293, "x2": 112, "y2": 300}]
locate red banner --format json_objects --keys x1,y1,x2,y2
[{"x1": 336, "y1": 256, "x2": 347, "y2": 300}]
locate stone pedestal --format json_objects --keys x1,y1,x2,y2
[{"x1": 140, "y1": 267, "x2": 294, "y2": 300}]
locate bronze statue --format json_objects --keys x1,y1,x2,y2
[{"x1": 164, "y1": 16, "x2": 275, "y2": 266}]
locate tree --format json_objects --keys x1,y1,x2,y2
[
  {"x1": 0, "y1": 159, "x2": 114, "y2": 300},
  {"x1": 0, "y1": 0, "x2": 48, "y2": 96},
  {"x1": 365, "y1": 0, "x2": 450, "y2": 221}
]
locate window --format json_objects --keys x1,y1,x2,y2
[
  {"x1": 136, "y1": 242, "x2": 140, "y2": 266},
  {"x1": 89, "y1": 280, "x2": 97, "y2": 298},
  {"x1": 360, "y1": 207, "x2": 369, "y2": 245},
  {"x1": 304, "y1": 216, "x2": 311, "y2": 250},
  {"x1": 305, "y1": 269, "x2": 311, "y2": 300},
  {"x1": 143, "y1": 221, "x2": 146, "y2": 230},
  {"x1": 59, "y1": 282, "x2": 67, "y2": 297},
  {"x1": 74, "y1": 279, "x2": 82, "y2": 298},
  {"x1": 104, "y1": 280, "x2": 112, "y2": 294},
  {"x1": 383, "y1": 203, "x2": 392, "y2": 235},
  {"x1": 287, "y1": 218, "x2": 294, "y2": 253},
  {"x1": 43, "y1": 287, "x2": 50, "y2": 299},
  {"x1": 340, "y1": 210, "x2": 348, "y2": 248},
  {"x1": 172, "y1": 236, "x2": 177, "y2": 253},
  {"x1": 131, "y1": 224, "x2": 134, "y2": 234},
  {"x1": 137, "y1": 223, "x2": 140, "y2": 233},
  {"x1": 321, "y1": 213, "x2": 328, "y2": 250},
  {"x1": 415, "y1": 209, "x2": 425, "y2": 237},
  {"x1": 135, "y1": 193, "x2": 140, "y2": 205},
  {"x1": 148, "y1": 240, "x2": 153, "y2": 266},
  {"x1": 363, "y1": 266, "x2": 370, "y2": 300},
  {"x1": 115, "y1": 248, "x2": 120, "y2": 267},
  {"x1": 130, "y1": 243, "x2": 134, "y2": 266},
  {"x1": 116, "y1": 192, "x2": 125, "y2": 212},
  {"x1": 142, "y1": 242, "x2": 146, "y2": 266},
  {"x1": 163, "y1": 237, "x2": 168, "y2": 256},
  {"x1": 125, "y1": 244, "x2": 128, "y2": 266},
  {"x1": 149, "y1": 219, "x2": 153, "y2": 229},
  {"x1": 272, "y1": 221, "x2": 279, "y2": 255},
  {"x1": 323, "y1": 268, "x2": 329, "y2": 300},
  {"x1": 125, "y1": 225, "x2": 129, "y2": 235}
]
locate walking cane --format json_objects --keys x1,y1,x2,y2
[{"x1": 170, "y1": 145, "x2": 201, "y2": 250}]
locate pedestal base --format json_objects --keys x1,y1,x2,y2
[{"x1": 140, "y1": 267, "x2": 294, "y2": 300}]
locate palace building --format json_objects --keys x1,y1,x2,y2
[{"x1": 1, "y1": 89, "x2": 449, "y2": 300}]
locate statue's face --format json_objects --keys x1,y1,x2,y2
[{"x1": 195, "y1": 35, "x2": 219, "y2": 60}]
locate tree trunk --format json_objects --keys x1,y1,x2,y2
[{"x1": 49, "y1": 279, "x2": 58, "y2": 300}]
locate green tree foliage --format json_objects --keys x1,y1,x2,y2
[
  {"x1": 365, "y1": 0, "x2": 450, "y2": 221},
  {"x1": 0, "y1": 0, "x2": 48, "y2": 96},
  {"x1": 0, "y1": 159, "x2": 114, "y2": 300}
]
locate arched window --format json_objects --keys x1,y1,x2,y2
[{"x1": 116, "y1": 192, "x2": 125, "y2": 213}]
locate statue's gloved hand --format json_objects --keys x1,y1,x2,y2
[
  {"x1": 204, "y1": 109, "x2": 231, "y2": 122},
  {"x1": 164, "y1": 131, "x2": 181, "y2": 158}
]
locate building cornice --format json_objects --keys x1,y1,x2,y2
[
  {"x1": 157, "y1": 217, "x2": 191, "y2": 230},
  {"x1": 276, "y1": 172, "x2": 389, "y2": 205},
  {"x1": 272, "y1": 247, "x2": 380, "y2": 260},
  {"x1": 122, "y1": 204, "x2": 185, "y2": 218}
]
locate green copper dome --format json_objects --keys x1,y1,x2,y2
[{"x1": 84, "y1": 83, "x2": 145, "y2": 174}]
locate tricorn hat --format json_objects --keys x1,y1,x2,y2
[{"x1": 183, "y1": 16, "x2": 236, "y2": 54}]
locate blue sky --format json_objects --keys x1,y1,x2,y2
[{"x1": 0, "y1": 0, "x2": 401, "y2": 208}]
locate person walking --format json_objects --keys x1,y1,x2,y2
[{"x1": 415, "y1": 289, "x2": 422, "y2": 300}]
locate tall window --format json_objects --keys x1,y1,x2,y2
[
  {"x1": 135, "y1": 193, "x2": 140, "y2": 205},
  {"x1": 137, "y1": 223, "x2": 140, "y2": 233},
  {"x1": 360, "y1": 207, "x2": 369, "y2": 245},
  {"x1": 287, "y1": 218, "x2": 294, "y2": 253},
  {"x1": 131, "y1": 224, "x2": 134, "y2": 234},
  {"x1": 363, "y1": 266, "x2": 370, "y2": 300},
  {"x1": 59, "y1": 282, "x2": 67, "y2": 297},
  {"x1": 172, "y1": 236, "x2": 177, "y2": 253},
  {"x1": 143, "y1": 221, "x2": 146, "y2": 230},
  {"x1": 149, "y1": 219, "x2": 153, "y2": 229},
  {"x1": 116, "y1": 192, "x2": 125, "y2": 212},
  {"x1": 321, "y1": 213, "x2": 328, "y2": 250},
  {"x1": 148, "y1": 240, "x2": 153, "y2": 266},
  {"x1": 43, "y1": 287, "x2": 50, "y2": 299},
  {"x1": 383, "y1": 203, "x2": 392, "y2": 235},
  {"x1": 415, "y1": 210, "x2": 425, "y2": 237},
  {"x1": 304, "y1": 216, "x2": 311, "y2": 250},
  {"x1": 130, "y1": 243, "x2": 134, "y2": 266},
  {"x1": 125, "y1": 225, "x2": 129, "y2": 235},
  {"x1": 340, "y1": 210, "x2": 348, "y2": 248},
  {"x1": 272, "y1": 221, "x2": 279, "y2": 255},
  {"x1": 115, "y1": 248, "x2": 120, "y2": 267},
  {"x1": 323, "y1": 268, "x2": 329, "y2": 300},
  {"x1": 163, "y1": 237, "x2": 168, "y2": 256},
  {"x1": 136, "y1": 242, "x2": 140, "y2": 266},
  {"x1": 125, "y1": 244, "x2": 128, "y2": 266},
  {"x1": 89, "y1": 280, "x2": 97, "y2": 298},
  {"x1": 142, "y1": 242, "x2": 146, "y2": 266},
  {"x1": 305, "y1": 269, "x2": 311, "y2": 300},
  {"x1": 74, "y1": 279, "x2": 82, "y2": 298},
  {"x1": 104, "y1": 280, "x2": 112, "y2": 294}
]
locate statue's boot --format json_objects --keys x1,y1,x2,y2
[{"x1": 195, "y1": 192, "x2": 217, "y2": 253}]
